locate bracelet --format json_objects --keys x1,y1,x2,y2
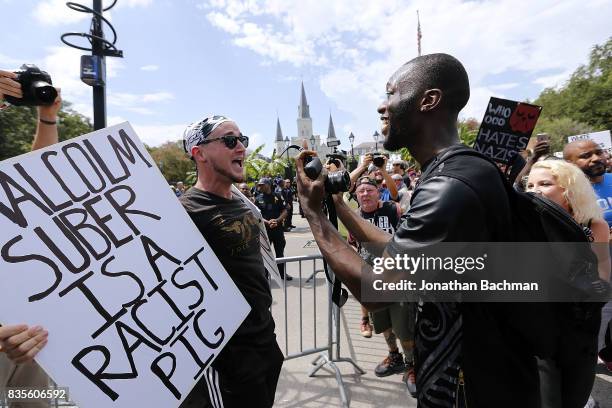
[{"x1": 39, "y1": 118, "x2": 57, "y2": 125}]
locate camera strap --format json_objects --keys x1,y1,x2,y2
[{"x1": 324, "y1": 194, "x2": 348, "y2": 308}]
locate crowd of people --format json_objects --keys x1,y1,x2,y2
[{"x1": 0, "y1": 50, "x2": 611, "y2": 408}]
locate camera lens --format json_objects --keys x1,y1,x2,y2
[
  {"x1": 373, "y1": 156, "x2": 385, "y2": 167},
  {"x1": 325, "y1": 170, "x2": 351, "y2": 194},
  {"x1": 32, "y1": 81, "x2": 57, "y2": 105}
]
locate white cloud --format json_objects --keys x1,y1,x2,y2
[
  {"x1": 533, "y1": 71, "x2": 573, "y2": 89},
  {"x1": 120, "y1": 0, "x2": 154, "y2": 7},
  {"x1": 43, "y1": 47, "x2": 91, "y2": 99},
  {"x1": 107, "y1": 116, "x2": 127, "y2": 126},
  {"x1": 0, "y1": 53, "x2": 24, "y2": 67},
  {"x1": 132, "y1": 123, "x2": 187, "y2": 146},
  {"x1": 140, "y1": 64, "x2": 159, "y2": 71},
  {"x1": 33, "y1": 0, "x2": 90, "y2": 26},
  {"x1": 247, "y1": 131, "x2": 279, "y2": 156},
  {"x1": 142, "y1": 92, "x2": 174, "y2": 102},
  {"x1": 107, "y1": 91, "x2": 174, "y2": 115},
  {"x1": 33, "y1": 0, "x2": 153, "y2": 26},
  {"x1": 108, "y1": 91, "x2": 173, "y2": 105},
  {"x1": 490, "y1": 83, "x2": 520, "y2": 91},
  {"x1": 200, "y1": 0, "x2": 610, "y2": 142}
]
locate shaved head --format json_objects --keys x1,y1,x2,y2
[
  {"x1": 391, "y1": 53, "x2": 470, "y2": 116},
  {"x1": 563, "y1": 140, "x2": 599, "y2": 160}
]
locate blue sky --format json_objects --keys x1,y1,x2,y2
[{"x1": 1, "y1": 0, "x2": 610, "y2": 156}]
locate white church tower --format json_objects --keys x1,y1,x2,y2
[
  {"x1": 297, "y1": 82, "x2": 313, "y2": 141},
  {"x1": 274, "y1": 82, "x2": 335, "y2": 158}
]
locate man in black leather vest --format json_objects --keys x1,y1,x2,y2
[{"x1": 296, "y1": 53, "x2": 539, "y2": 408}]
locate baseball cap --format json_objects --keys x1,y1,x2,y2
[
  {"x1": 182, "y1": 115, "x2": 234, "y2": 158},
  {"x1": 257, "y1": 177, "x2": 272, "y2": 185},
  {"x1": 355, "y1": 177, "x2": 378, "y2": 188}
]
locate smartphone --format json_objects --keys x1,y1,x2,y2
[{"x1": 536, "y1": 133, "x2": 549, "y2": 142}]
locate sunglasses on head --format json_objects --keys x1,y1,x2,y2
[{"x1": 199, "y1": 134, "x2": 249, "y2": 149}]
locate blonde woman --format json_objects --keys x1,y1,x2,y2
[
  {"x1": 527, "y1": 160, "x2": 610, "y2": 281},
  {"x1": 526, "y1": 159, "x2": 610, "y2": 408}
]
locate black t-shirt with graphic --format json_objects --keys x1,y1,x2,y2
[
  {"x1": 180, "y1": 188, "x2": 276, "y2": 350},
  {"x1": 349, "y1": 201, "x2": 400, "y2": 264}
]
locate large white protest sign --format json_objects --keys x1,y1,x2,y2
[
  {"x1": 0, "y1": 123, "x2": 250, "y2": 408},
  {"x1": 230, "y1": 185, "x2": 283, "y2": 286},
  {"x1": 567, "y1": 130, "x2": 612, "y2": 150}
]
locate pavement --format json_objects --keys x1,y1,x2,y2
[{"x1": 272, "y1": 210, "x2": 612, "y2": 407}]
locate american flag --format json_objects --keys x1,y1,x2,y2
[{"x1": 417, "y1": 10, "x2": 422, "y2": 57}]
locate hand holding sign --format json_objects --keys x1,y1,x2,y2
[
  {"x1": 473, "y1": 97, "x2": 542, "y2": 165},
  {"x1": 0, "y1": 123, "x2": 250, "y2": 408},
  {"x1": 0, "y1": 324, "x2": 48, "y2": 363}
]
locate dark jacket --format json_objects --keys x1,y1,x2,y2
[{"x1": 388, "y1": 144, "x2": 539, "y2": 408}]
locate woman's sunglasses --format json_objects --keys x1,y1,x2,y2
[{"x1": 199, "y1": 134, "x2": 249, "y2": 149}]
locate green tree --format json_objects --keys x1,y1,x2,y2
[
  {"x1": 0, "y1": 101, "x2": 92, "y2": 161},
  {"x1": 532, "y1": 116, "x2": 593, "y2": 153},
  {"x1": 57, "y1": 102, "x2": 93, "y2": 141},
  {"x1": 395, "y1": 118, "x2": 479, "y2": 170},
  {"x1": 458, "y1": 117, "x2": 480, "y2": 147},
  {"x1": 148, "y1": 140, "x2": 194, "y2": 184},
  {"x1": 534, "y1": 37, "x2": 612, "y2": 131}
]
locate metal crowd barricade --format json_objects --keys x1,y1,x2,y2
[{"x1": 273, "y1": 254, "x2": 364, "y2": 408}]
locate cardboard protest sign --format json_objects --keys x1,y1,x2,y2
[
  {"x1": 230, "y1": 185, "x2": 283, "y2": 286},
  {"x1": 473, "y1": 97, "x2": 542, "y2": 164},
  {"x1": 0, "y1": 123, "x2": 250, "y2": 408},
  {"x1": 567, "y1": 130, "x2": 612, "y2": 150}
]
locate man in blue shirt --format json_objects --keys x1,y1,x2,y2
[
  {"x1": 564, "y1": 139, "x2": 612, "y2": 374},
  {"x1": 564, "y1": 140, "x2": 612, "y2": 227}
]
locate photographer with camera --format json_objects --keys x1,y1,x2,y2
[
  {"x1": 349, "y1": 153, "x2": 398, "y2": 202},
  {"x1": 297, "y1": 54, "x2": 544, "y2": 407},
  {"x1": 1, "y1": 68, "x2": 61, "y2": 151},
  {"x1": 1, "y1": 66, "x2": 62, "y2": 408}
]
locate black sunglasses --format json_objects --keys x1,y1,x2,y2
[{"x1": 199, "y1": 134, "x2": 249, "y2": 149}]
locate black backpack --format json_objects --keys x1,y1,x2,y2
[
  {"x1": 417, "y1": 146, "x2": 603, "y2": 356},
  {"x1": 418, "y1": 145, "x2": 596, "y2": 247}
]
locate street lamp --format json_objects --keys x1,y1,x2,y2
[
  {"x1": 373, "y1": 130, "x2": 380, "y2": 152},
  {"x1": 310, "y1": 135, "x2": 316, "y2": 151},
  {"x1": 348, "y1": 132, "x2": 356, "y2": 171},
  {"x1": 284, "y1": 136, "x2": 291, "y2": 179},
  {"x1": 348, "y1": 132, "x2": 355, "y2": 157}
]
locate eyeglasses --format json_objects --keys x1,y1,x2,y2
[{"x1": 199, "y1": 134, "x2": 249, "y2": 149}]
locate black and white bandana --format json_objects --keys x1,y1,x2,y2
[{"x1": 182, "y1": 115, "x2": 234, "y2": 157}]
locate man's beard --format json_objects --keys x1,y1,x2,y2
[
  {"x1": 383, "y1": 96, "x2": 418, "y2": 152},
  {"x1": 383, "y1": 128, "x2": 404, "y2": 151},
  {"x1": 583, "y1": 165, "x2": 606, "y2": 179},
  {"x1": 211, "y1": 159, "x2": 244, "y2": 183}
]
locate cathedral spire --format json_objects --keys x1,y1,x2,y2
[
  {"x1": 298, "y1": 81, "x2": 310, "y2": 119},
  {"x1": 275, "y1": 117, "x2": 283, "y2": 142},
  {"x1": 327, "y1": 113, "x2": 337, "y2": 141}
]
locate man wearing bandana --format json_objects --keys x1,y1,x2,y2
[{"x1": 179, "y1": 115, "x2": 283, "y2": 408}]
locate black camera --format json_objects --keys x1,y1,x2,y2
[
  {"x1": 325, "y1": 152, "x2": 346, "y2": 169},
  {"x1": 372, "y1": 153, "x2": 387, "y2": 168},
  {"x1": 4, "y1": 64, "x2": 57, "y2": 106},
  {"x1": 304, "y1": 155, "x2": 351, "y2": 194}
]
